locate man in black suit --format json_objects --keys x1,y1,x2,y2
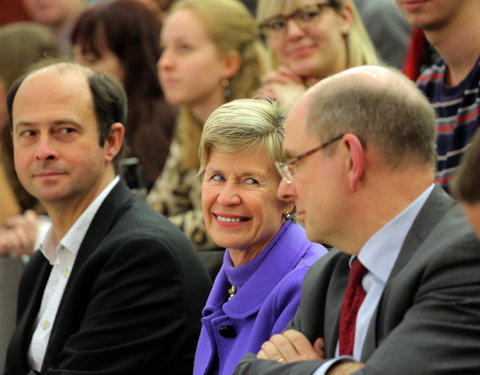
[
  {"x1": 4, "y1": 62, "x2": 211, "y2": 375},
  {"x1": 234, "y1": 66, "x2": 480, "y2": 375}
]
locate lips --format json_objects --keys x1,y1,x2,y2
[
  {"x1": 161, "y1": 77, "x2": 179, "y2": 86},
  {"x1": 287, "y1": 45, "x2": 315, "y2": 59},
  {"x1": 400, "y1": 0, "x2": 429, "y2": 11},
  {"x1": 32, "y1": 170, "x2": 67, "y2": 178}
]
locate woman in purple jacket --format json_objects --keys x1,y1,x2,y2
[{"x1": 194, "y1": 97, "x2": 327, "y2": 375}]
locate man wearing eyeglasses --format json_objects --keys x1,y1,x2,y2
[{"x1": 234, "y1": 65, "x2": 480, "y2": 375}]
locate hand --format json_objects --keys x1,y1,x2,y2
[
  {"x1": 256, "y1": 66, "x2": 318, "y2": 107},
  {"x1": 257, "y1": 329, "x2": 324, "y2": 363},
  {"x1": 327, "y1": 361, "x2": 365, "y2": 375},
  {"x1": 0, "y1": 210, "x2": 39, "y2": 257}
]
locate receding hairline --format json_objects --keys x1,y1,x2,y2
[
  {"x1": 25, "y1": 62, "x2": 94, "y2": 83},
  {"x1": 309, "y1": 65, "x2": 418, "y2": 98}
]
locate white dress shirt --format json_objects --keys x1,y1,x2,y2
[
  {"x1": 314, "y1": 184, "x2": 434, "y2": 375},
  {"x1": 27, "y1": 177, "x2": 119, "y2": 372}
]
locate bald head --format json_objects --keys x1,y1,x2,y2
[{"x1": 303, "y1": 65, "x2": 437, "y2": 168}]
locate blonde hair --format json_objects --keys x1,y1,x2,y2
[
  {"x1": 199, "y1": 98, "x2": 287, "y2": 176},
  {"x1": 169, "y1": 0, "x2": 268, "y2": 170},
  {"x1": 256, "y1": 0, "x2": 379, "y2": 71}
]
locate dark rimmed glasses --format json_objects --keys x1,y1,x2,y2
[
  {"x1": 259, "y1": 1, "x2": 338, "y2": 37},
  {"x1": 275, "y1": 134, "x2": 344, "y2": 183}
]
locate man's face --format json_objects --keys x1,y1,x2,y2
[
  {"x1": 462, "y1": 203, "x2": 480, "y2": 239},
  {"x1": 277, "y1": 96, "x2": 347, "y2": 245},
  {"x1": 396, "y1": 0, "x2": 470, "y2": 31},
  {"x1": 12, "y1": 69, "x2": 114, "y2": 211}
]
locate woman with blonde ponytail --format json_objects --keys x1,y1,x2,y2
[{"x1": 146, "y1": 0, "x2": 267, "y2": 252}]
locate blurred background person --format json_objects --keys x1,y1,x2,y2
[
  {"x1": 147, "y1": 0, "x2": 267, "y2": 255},
  {"x1": 72, "y1": 0, "x2": 177, "y2": 191},
  {"x1": 256, "y1": 0, "x2": 379, "y2": 107},
  {"x1": 0, "y1": 21, "x2": 58, "y2": 368},
  {"x1": 21, "y1": 0, "x2": 86, "y2": 55},
  {"x1": 353, "y1": 0, "x2": 410, "y2": 69},
  {"x1": 0, "y1": 22, "x2": 59, "y2": 255},
  {"x1": 194, "y1": 97, "x2": 327, "y2": 375},
  {"x1": 396, "y1": 0, "x2": 480, "y2": 193},
  {"x1": 453, "y1": 129, "x2": 480, "y2": 239}
]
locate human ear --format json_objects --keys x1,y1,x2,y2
[
  {"x1": 338, "y1": 2, "x2": 354, "y2": 35},
  {"x1": 222, "y1": 50, "x2": 242, "y2": 79},
  {"x1": 342, "y1": 133, "x2": 364, "y2": 191},
  {"x1": 104, "y1": 122, "x2": 125, "y2": 162}
]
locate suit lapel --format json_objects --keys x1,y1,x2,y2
[
  {"x1": 324, "y1": 254, "x2": 350, "y2": 357},
  {"x1": 41, "y1": 181, "x2": 132, "y2": 371},
  {"x1": 361, "y1": 184, "x2": 454, "y2": 359},
  {"x1": 7, "y1": 254, "x2": 51, "y2": 373}
]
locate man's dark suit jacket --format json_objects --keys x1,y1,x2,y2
[
  {"x1": 4, "y1": 181, "x2": 212, "y2": 375},
  {"x1": 234, "y1": 185, "x2": 480, "y2": 375}
]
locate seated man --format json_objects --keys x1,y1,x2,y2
[
  {"x1": 234, "y1": 66, "x2": 480, "y2": 375},
  {"x1": 4, "y1": 61, "x2": 211, "y2": 375}
]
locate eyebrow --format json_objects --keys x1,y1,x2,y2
[
  {"x1": 14, "y1": 119, "x2": 82, "y2": 132},
  {"x1": 205, "y1": 166, "x2": 267, "y2": 179}
]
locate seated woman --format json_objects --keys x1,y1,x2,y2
[
  {"x1": 0, "y1": 21, "x2": 58, "y2": 256},
  {"x1": 194, "y1": 98, "x2": 328, "y2": 375},
  {"x1": 72, "y1": 0, "x2": 177, "y2": 190},
  {"x1": 256, "y1": 0, "x2": 379, "y2": 106},
  {"x1": 147, "y1": 0, "x2": 267, "y2": 251}
]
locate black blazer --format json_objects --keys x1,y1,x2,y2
[
  {"x1": 4, "y1": 181, "x2": 212, "y2": 375},
  {"x1": 234, "y1": 185, "x2": 480, "y2": 375}
]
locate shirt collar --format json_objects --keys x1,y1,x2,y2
[
  {"x1": 40, "y1": 176, "x2": 120, "y2": 265},
  {"x1": 357, "y1": 184, "x2": 435, "y2": 282}
]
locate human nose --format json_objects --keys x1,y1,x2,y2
[
  {"x1": 158, "y1": 48, "x2": 173, "y2": 71},
  {"x1": 285, "y1": 18, "x2": 306, "y2": 40},
  {"x1": 216, "y1": 182, "x2": 241, "y2": 206},
  {"x1": 34, "y1": 135, "x2": 58, "y2": 162},
  {"x1": 277, "y1": 178, "x2": 297, "y2": 203}
]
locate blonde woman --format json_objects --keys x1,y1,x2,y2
[
  {"x1": 194, "y1": 98, "x2": 327, "y2": 375},
  {"x1": 256, "y1": 0, "x2": 379, "y2": 106},
  {"x1": 147, "y1": 0, "x2": 267, "y2": 251}
]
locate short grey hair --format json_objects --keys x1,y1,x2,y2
[
  {"x1": 306, "y1": 66, "x2": 437, "y2": 168},
  {"x1": 198, "y1": 97, "x2": 287, "y2": 176}
]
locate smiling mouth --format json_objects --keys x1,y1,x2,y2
[{"x1": 215, "y1": 214, "x2": 248, "y2": 223}]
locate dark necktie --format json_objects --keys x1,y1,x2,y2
[{"x1": 338, "y1": 258, "x2": 368, "y2": 356}]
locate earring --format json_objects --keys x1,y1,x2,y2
[
  {"x1": 341, "y1": 26, "x2": 350, "y2": 35},
  {"x1": 221, "y1": 78, "x2": 231, "y2": 100}
]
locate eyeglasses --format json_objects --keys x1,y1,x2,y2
[
  {"x1": 259, "y1": 1, "x2": 338, "y2": 37},
  {"x1": 275, "y1": 134, "x2": 343, "y2": 183}
]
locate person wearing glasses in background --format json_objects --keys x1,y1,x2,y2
[
  {"x1": 194, "y1": 98, "x2": 327, "y2": 375},
  {"x1": 234, "y1": 65, "x2": 480, "y2": 375},
  {"x1": 255, "y1": 0, "x2": 379, "y2": 107}
]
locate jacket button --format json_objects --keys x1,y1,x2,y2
[{"x1": 219, "y1": 325, "x2": 236, "y2": 338}]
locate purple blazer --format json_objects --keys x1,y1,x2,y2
[{"x1": 193, "y1": 220, "x2": 327, "y2": 375}]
